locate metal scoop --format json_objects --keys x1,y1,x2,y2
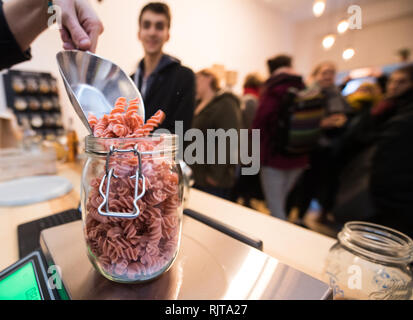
[{"x1": 56, "y1": 50, "x2": 145, "y2": 133}]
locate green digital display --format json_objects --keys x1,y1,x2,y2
[{"x1": 0, "y1": 261, "x2": 42, "y2": 300}]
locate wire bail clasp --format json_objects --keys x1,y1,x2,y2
[{"x1": 97, "y1": 144, "x2": 146, "y2": 218}]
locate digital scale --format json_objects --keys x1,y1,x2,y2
[
  {"x1": 1, "y1": 209, "x2": 332, "y2": 300},
  {"x1": 0, "y1": 250, "x2": 68, "y2": 300}
]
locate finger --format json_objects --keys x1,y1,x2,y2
[
  {"x1": 64, "y1": 16, "x2": 91, "y2": 50},
  {"x1": 63, "y1": 42, "x2": 76, "y2": 50},
  {"x1": 85, "y1": 18, "x2": 104, "y2": 53},
  {"x1": 59, "y1": 28, "x2": 76, "y2": 50},
  {"x1": 87, "y1": 27, "x2": 101, "y2": 53},
  {"x1": 59, "y1": 28, "x2": 71, "y2": 43}
]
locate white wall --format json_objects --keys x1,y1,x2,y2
[
  {"x1": 14, "y1": 0, "x2": 294, "y2": 138},
  {"x1": 293, "y1": 0, "x2": 413, "y2": 78}
]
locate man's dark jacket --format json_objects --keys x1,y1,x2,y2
[{"x1": 131, "y1": 54, "x2": 195, "y2": 135}]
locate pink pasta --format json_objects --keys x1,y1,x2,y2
[{"x1": 85, "y1": 97, "x2": 181, "y2": 281}]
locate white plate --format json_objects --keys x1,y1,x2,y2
[{"x1": 0, "y1": 175, "x2": 73, "y2": 206}]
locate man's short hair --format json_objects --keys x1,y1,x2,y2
[
  {"x1": 243, "y1": 73, "x2": 263, "y2": 90},
  {"x1": 139, "y1": 2, "x2": 172, "y2": 29},
  {"x1": 267, "y1": 55, "x2": 292, "y2": 74}
]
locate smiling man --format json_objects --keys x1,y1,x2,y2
[{"x1": 132, "y1": 2, "x2": 195, "y2": 134}]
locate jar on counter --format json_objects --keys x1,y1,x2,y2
[
  {"x1": 324, "y1": 222, "x2": 413, "y2": 300},
  {"x1": 81, "y1": 134, "x2": 183, "y2": 283}
]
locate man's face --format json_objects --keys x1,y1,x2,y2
[
  {"x1": 138, "y1": 10, "x2": 170, "y2": 56},
  {"x1": 387, "y1": 71, "x2": 412, "y2": 98}
]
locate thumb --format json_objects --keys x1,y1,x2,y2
[{"x1": 64, "y1": 16, "x2": 91, "y2": 50}]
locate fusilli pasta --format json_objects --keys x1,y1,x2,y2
[{"x1": 85, "y1": 97, "x2": 181, "y2": 281}]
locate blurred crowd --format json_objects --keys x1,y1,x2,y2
[{"x1": 191, "y1": 56, "x2": 413, "y2": 238}]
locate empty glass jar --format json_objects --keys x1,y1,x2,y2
[
  {"x1": 81, "y1": 134, "x2": 183, "y2": 283},
  {"x1": 324, "y1": 221, "x2": 413, "y2": 300}
]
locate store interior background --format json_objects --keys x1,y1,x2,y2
[{"x1": 8, "y1": 0, "x2": 413, "y2": 142}]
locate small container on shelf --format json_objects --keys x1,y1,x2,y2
[
  {"x1": 26, "y1": 78, "x2": 38, "y2": 93},
  {"x1": 14, "y1": 98, "x2": 28, "y2": 111},
  {"x1": 30, "y1": 113, "x2": 43, "y2": 129},
  {"x1": 43, "y1": 114, "x2": 55, "y2": 127},
  {"x1": 39, "y1": 78, "x2": 51, "y2": 94},
  {"x1": 50, "y1": 78, "x2": 58, "y2": 94},
  {"x1": 41, "y1": 97, "x2": 54, "y2": 111},
  {"x1": 28, "y1": 97, "x2": 41, "y2": 111},
  {"x1": 11, "y1": 76, "x2": 25, "y2": 93}
]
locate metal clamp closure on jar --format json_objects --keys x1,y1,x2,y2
[{"x1": 98, "y1": 144, "x2": 145, "y2": 219}]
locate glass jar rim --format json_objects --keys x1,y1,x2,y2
[
  {"x1": 85, "y1": 133, "x2": 179, "y2": 158},
  {"x1": 338, "y1": 221, "x2": 413, "y2": 265}
]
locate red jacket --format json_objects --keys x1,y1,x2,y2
[{"x1": 252, "y1": 73, "x2": 309, "y2": 170}]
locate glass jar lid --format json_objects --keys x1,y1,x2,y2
[{"x1": 338, "y1": 221, "x2": 413, "y2": 265}]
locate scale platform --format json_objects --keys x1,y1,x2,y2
[{"x1": 40, "y1": 216, "x2": 332, "y2": 300}]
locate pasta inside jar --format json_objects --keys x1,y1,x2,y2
[
  {"x1": 81, "y1": 97, "x2": 183, "y2": 283},
  {"x1": 82, "y1": 134, "x2": 183, "y2": 283}
]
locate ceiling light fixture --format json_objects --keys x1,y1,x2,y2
[
  {"x1": 322, "y1": 34, "x2": 336, "y2": 49},
  {"x1": 337, "y1": 19, "x2": 349, "y2": 34},
  {"x1": 342, "y1": 48, "x2": 355, "y2": 60},
  {"x1": 313, "y1": 0, "x2": 326, "y2": 17}
]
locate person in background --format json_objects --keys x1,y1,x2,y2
[
  {"x1": 286, "y1": 61, "x2": 350, "y2": 226},
  {"x1": 252, "y1": 55, "x2": 308, "y2": 220},
  {"x1": 376, "y1": 74, "x2": 389, "y2": 96},
  {"x1": 346, "y1": 82, "x2": 382, "y2": 115},
  {"x1": 331, "y1": 65, "x2": 413, "y2": 238},
  {"x1": 311, "y1": 62, "x2": 350, "y2": 130},
  {"x1": 191, "y1": 69, "x2": 242, "y2": 200},
  {"x1": 0, "y1": 0, "x2": 103, "y2": 70},
  {"x1": 240, "y1": 73, "x2": 264, "y2": 129},
  {"x1": 230, "y1": 73, "x2": 264, "y2": 207},
  {"x1": 131, "y1": 2, "x2": 195, "y2": 134}
]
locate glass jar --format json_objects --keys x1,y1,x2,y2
[
  {"x1": 81, "y1": 134, "x2": 183, "y2": 283},
  {"x1": 324, "y1": 221, "x2": 413, "y2": 300}
]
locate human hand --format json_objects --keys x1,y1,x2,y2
[
  {"x1": 54, "y1": 0, "x2": 103, "y2": 52},
  {"x1": 320, "y1": 113, "x2": 347, "y2": 128}
]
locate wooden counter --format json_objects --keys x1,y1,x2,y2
[
  {"x1": 0, "y1": 162, "x2": 336, "y2": 283},
  {"x1": 0, "y1": 163, "x2": 81, "y2": 271}
]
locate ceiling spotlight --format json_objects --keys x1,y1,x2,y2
[
  {"x1": 337, "y1": 19, "x2": 349, "y2": 34},
  {"x1": 322, "y1": 34, "x2": 336, "y2": 49},
  {"x1": 313, "y1": 1, "x2": 325, "y2": 17},
  {"x1": 342, "y1": 48, "x2": 355, "y2": 60}
]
